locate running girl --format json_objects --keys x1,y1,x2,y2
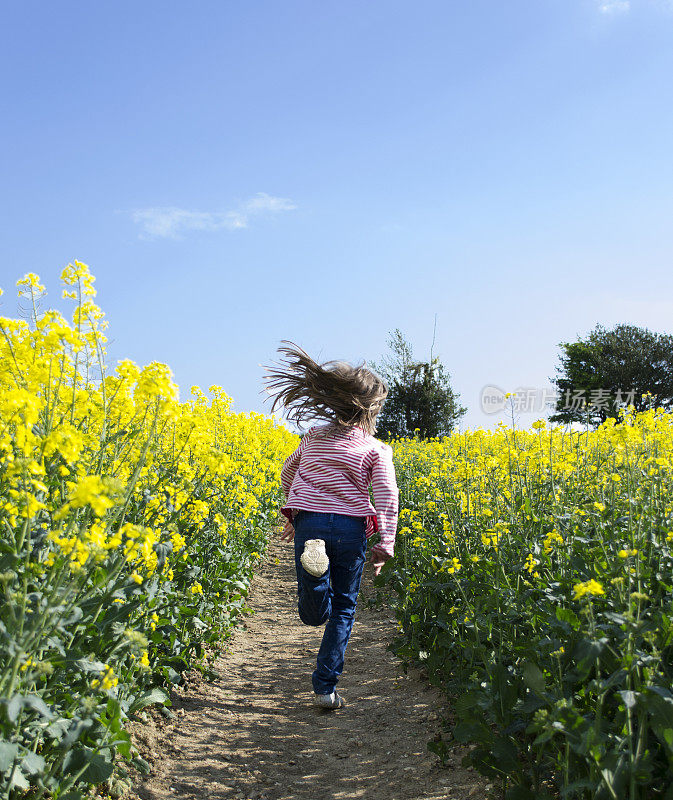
[{"x1": 264, "y1": 342, "x2": 399, "y2": 710}]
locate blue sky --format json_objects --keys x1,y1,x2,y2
[{"x1": 1, "y1": 0, "x2": 672, "y2": 431}]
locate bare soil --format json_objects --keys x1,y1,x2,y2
[{"x1": 126, "y1": 534, "x2": 492, "y2": 800}]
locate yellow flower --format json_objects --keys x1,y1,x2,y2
[
  {"x1": 16, "y1": 272, "x2": 46, "y2": 292},
  {"x1": 482, "y1": 529, "x2": 501, "y2": 550},
  {"x1": 524, "y1": 554, "x2": 539, "y2": 574},
  {"x1": 54, "y1": 474, "x2": 116, "y2": 519},
  {"x1": 92, "y1": 664, "x2": 118, "y2": 691},
  {"x1": 543, "y1": 530, "x2": 563, "y2": 553},
  {"x1": 190, "y1": 582, "x2": 204, "y2": 595},
  {"x1": 573, "y1": 579, "x2": 605, "y2": 600}
]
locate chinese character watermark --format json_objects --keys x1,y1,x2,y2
[{"x1": 479, "y1": 385, "x2": 637, "y2": 416}]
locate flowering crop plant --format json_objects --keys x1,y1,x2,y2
[
  {"x1": 380, "y1": 412, "x2": 673, "y2": 799},
  {"x1": 0, "y1": 264, "x2": 297, "y2": 798}
]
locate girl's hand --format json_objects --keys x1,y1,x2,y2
[
  {"x1": 370, "y1": 544, "x2": 391, "y2": 577},
  {"x1": 280, "y1": 519, "x2": 295, "y2": 542}
]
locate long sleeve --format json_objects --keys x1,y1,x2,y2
[
  {"x1": 280, "y1": 429, "x2": 312, "y2": 499},
  {"x1": 369, "y1": 444, "x2": 399, "y2": 557}
]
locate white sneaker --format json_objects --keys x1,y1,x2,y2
[
  {"x1": 300, "y1": 539, "x2": 329, "y2": 577},
  {"x1": 314, "y1": 690, "x2": 346, "y2": 709}
]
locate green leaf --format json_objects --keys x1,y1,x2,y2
[
  {"x1": 129, "y1": 687, "x2": 170, "y2": 714},
  {"x1": 2, "y1": 693, "x2": 53, "y2": 724},
  {"x1": 62, "y1": 718, "x2": 94, "y2": 748},
  {"x1": 522, "y1": 662, "x2": 546, "y2": 695},
  {"x1": 166, "y1": 667, "x2": 182, "y2": 684},
  {"x1": 453, "y1": 718, "x2": 493, "y2": 746},
  {"x1": 555, "y1": 606, "x2": 581, "y2": 631},
  {"x1": 132, "y1": 755, "x2": 151, "y2": 775},
  {"x1": 454, "y1": 690, "x2": 488, "y2": 715},
  {"x1": 81, "y1": 751, "x2": 114, "y2": 783},
  {"x1": 113, "y1": 730, "x2": 133, "y2": 759},
  {"x1": 6, "y1": 695, "x2": 21, "y2": 723},
  {"x1": 74, "y1": 657, "x2": 107, "y2": 674},
  {"x1": 46, "y1": 718, "x2": 70, "y2": 741},
  {"x1": 62, "y1": 747, "x2": 87, "y2": 776},
  {"x1": 573, "y1": 637, "x2": 607, "y2": 670},
  {"x1": 0, "y1": 742, "x2": 19, "y2": 771},
  {"x1": 9, "y1": 770, "x2": 29, "y2": 790},
  {"x1": 21, "y1": 750, "x2": 45, "y2": 775},
  {"x1": 64, "y1": 747, "x2": 114, "y2": 783},
  {"x1": 642, "y1": 687, "x2": 673, "y2": 754},
  {"x1": 426, "y1": 735, "x2": 449, "y2": 763},
  {"x1": 23, "y1": 694, "x2": 54, "y2": 720},
  {"x1": 492, "y1": 735, "x2": 518, "y2": 772}
]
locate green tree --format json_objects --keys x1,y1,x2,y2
[
  {"x1": 370, "y1": 329, "x2": 466, "y2": 440},
  {"x1": 549, "y1": 323, "x2": 673, "y2": 427}
]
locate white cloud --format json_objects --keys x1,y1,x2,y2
[
  {"x1": 241, "y1": 194, "x2": 296, "y2": 214},
  {"x1": 598, "y1": 0, "x2": 630, "y2": 13},
  {"x1": 131, "y1": 192, "x2": 297, "y2": 239}
]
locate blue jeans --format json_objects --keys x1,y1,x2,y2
[{"x1": 293, "y1": 510, "x2": 367, "y2": 695}]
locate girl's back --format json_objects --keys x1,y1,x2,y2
[
  {"x1": 281, "y1": 422, "x2": 397, "y2": 555},
  {"x1": 287, "y1": 423, "x2": 379, "y2": 499}
]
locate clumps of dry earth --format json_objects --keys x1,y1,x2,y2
[{"x1": 124, "y1": 535, "x2": 493, "y2": 800}]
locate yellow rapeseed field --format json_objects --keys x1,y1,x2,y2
[
  {"x1": 385, "y1": 411, "x2": 673, "y2": 798},
  {"x1": 0, "y1": 264, "x2": 297, "y2": 798}
]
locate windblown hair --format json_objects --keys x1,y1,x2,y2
[{"x1": 263, "y1": 341, "x2": 388, "y2": 435}]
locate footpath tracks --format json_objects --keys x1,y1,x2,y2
[{"x1": 128, "y1": 536, "x2": 489, "y2": 800}]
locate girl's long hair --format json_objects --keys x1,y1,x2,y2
[{"x1": 263, "y1": 341, "x2": 387, "y2": 435}]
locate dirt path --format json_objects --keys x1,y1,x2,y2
[{"x1": 128, "y1": 535, "x2": 491, "y2": 800}]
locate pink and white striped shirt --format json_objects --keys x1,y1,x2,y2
[{"x1": 280, "y1": 423, "x2": 399, "y2": 557}]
